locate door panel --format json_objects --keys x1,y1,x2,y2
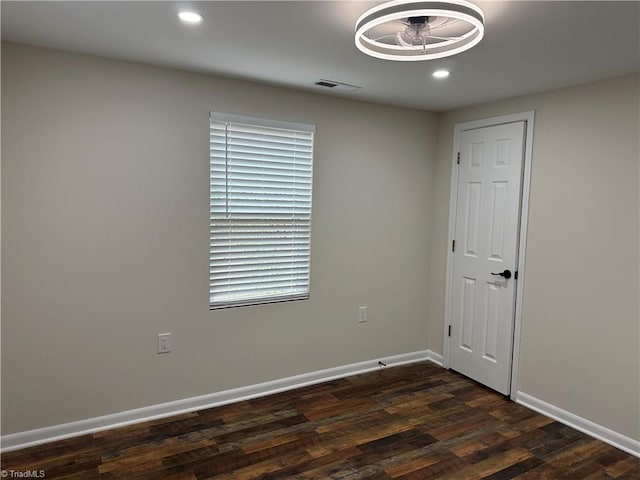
[
  {"x1": 450, "y1": 121, "x2": 525, "y2": 395},
  {"x1": 461, "y1": 276, "x2": 476, "y2": 351}
]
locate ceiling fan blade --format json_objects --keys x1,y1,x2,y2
[
  {"x1": 371, "y1": 33, "x2": 402, "y2": 42},
  {"x1": 430, "y1": 17, "x2": 461, "y2": 29},
  {"x1": 428, "y1": 35, "x2": 462, "y2": 41}
]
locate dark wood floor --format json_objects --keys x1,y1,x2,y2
[{"x1": 2, "y1": 362, "x2": 639, "y2": 479}]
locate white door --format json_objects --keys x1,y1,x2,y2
[{"x1": 449, "y1": 121, "x2": 525, "y2": 395}]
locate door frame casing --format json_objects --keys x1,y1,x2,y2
[{"x1": 442, "y1": 111, "x2": 535, "y2": 400}]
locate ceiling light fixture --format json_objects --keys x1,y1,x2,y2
[
  {"x1": 432, "y1": 69, "x2": 451, "y2": 78},
  {"x1": 178, "y1": 11, "x2": 204, "y2": 25},
  {"x1": 355, "y1": 0, "x2": 484, "y2": 61}
]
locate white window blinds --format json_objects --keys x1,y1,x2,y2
[{"x1": 209, "y1": 112, "x2": 315, "y2": 309}]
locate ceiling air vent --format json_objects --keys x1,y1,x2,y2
[{"x1": 314, "y1": 79, "x2": 362, "y2": 92}]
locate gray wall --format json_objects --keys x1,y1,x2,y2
[
  {"x1": 2, "y1": 42, "x2": 639, "y2": 444},
  {"x1": 1, "y1": 43, "x2": 437, "y2": 434},
  {"x1": 428, "y1": 74, "x2": 640, "y2": 441}
]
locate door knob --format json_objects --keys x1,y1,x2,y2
[{"x1": 491, "y1": 269, "x2": 512, "y2": 279}]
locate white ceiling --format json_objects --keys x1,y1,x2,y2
[{"x1": 2, "y1": 1, "x2": 639, "y2": 111}]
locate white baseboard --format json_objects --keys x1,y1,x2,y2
[
  {"x1": 1, "y1": 349, "x2": 438, "y2": 452},
  {"x1": 515, "y1": 391, "x2": 640, "y2": 458},
  {"x1": 426, "y1": 350, "x2": 443, "y2": 366}
]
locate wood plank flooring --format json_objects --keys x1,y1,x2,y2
[{"x1": 2, "y1": 362, "x2": 639, "y2": 479}]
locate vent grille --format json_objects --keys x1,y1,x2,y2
[
  {"x1": 315, "y1": 81, "x2": 337, "y2": 88},
  {"x1": 314, "y1": 79, "x2": 362, "y2": 92}
]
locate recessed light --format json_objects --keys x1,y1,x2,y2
[
  {"x1": 178, "y1": 11, "x2": 204, "y2": 25},
  {"x1": 432, "y1": 69, "x2": 451, "y2": 79}
]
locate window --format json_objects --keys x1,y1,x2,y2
[{"x1": 209, "y1": 112, "x2": 315, "y2": 309}]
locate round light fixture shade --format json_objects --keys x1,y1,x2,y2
[{"x1": 355, "y1": 0, "x2": 484, "y2": 61}]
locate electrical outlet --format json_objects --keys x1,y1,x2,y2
[
  {"x1": 158, "y1": 333, "x2": 171, "y2": 354},
  {"x1": 358, "y1": 306, "x2": 367, "y2": 323}
]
